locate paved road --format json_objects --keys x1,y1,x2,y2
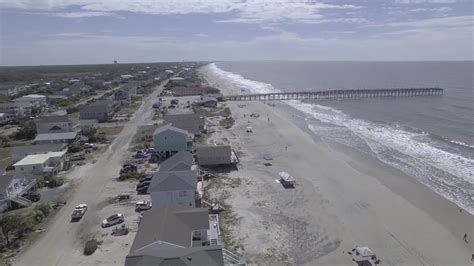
[{"x1": 14, "y1": 82, "x2": 164, "y2": 266}]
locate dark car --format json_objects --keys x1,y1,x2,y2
[
  {"x1": 139, "y1": 175, "x2": 152, "y2": 183},
  {"x1": 136, "y1": 180, "x2": 151, "y2": 189},
  {"x1": 136, "y1": 186, "x2": 149, "y2": 195}
]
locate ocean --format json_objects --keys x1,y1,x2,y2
[{"x1": 203, "y1": 61, "x2": 474, "y2": 214}]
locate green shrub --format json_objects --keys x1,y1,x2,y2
[
  {"x1": 68, "y1": 144, "x2": 83, "y2": 153},
  {"x1": 118, "y1": 171, "x2": 142, "y2": 181},
  {"x1": 84, "y1": 239, "x2": 100, "y2": 256},
  {"x1": 34, "y1": 203, "x2": 51, "y2": 217},
  {"x1": 36, "y1": 176, "x2": 45, "y2": 188},
  {"x1": 48, "y1": 176, "x2": 64, "y2": 188},
  {"x1": 220, "y1": 107, "x2": 231, "y2": 117},
  {"x1": 66, "y1": 106, "x2": 80, "y2": 114},
  {"x1": 219, "y1": 117, "x2": 235, "y2": 129}
]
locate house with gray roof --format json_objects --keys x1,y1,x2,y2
[
  {"x1": 158, "y1": 151, "x2": 194, "y2": 172},
  {"x1": 195, "y1": 145, "x2": 232, "y2": 166},
  {"x1": 148, "y1": 170, "x2": 197, "y2": 207},
  {"x1": 164, "y1": 112, "x2": 205, "y2": 135},
  {"x1": 10, "y1": 143, "x2": 67, "y2": 163},
  {"x1": 125, "y1": 205, "x2": 223, "y2": 266},
  {"x1": 114, "y1": 82, "x2": 139, "y2": 104},
  {"x1": 80, "y1": 100, "x2": 116, "y2": 123},
  {"x1": 34, "y1": 131, "x2": 79, "y2": 145},
  {"x1": 153, "y1": 124, "x2": 194, "y2": 159}
]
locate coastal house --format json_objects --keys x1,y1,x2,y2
[
  {"x1": 195, "y1": 145, "x2": 232, "y2": 166},
  {"x1": 159, "y1": 150, "x2": 194, "y2": 172},
  {"x1": 197, "y1": 95, "x2": 218, "y2": 108},
  {"x1": 164, "y1": 112, "x2": 205, "y2": 135},
  {"x1": 35, "y1": 115, "x2": 79, "y2": 134},
  {"x1": 80, "y1": 100, "x2": 117, "y2": 123},
  {"x1": 153, "y1": 124, "x2": 193, "y2": 159},
  {"x1": 33, "y1": 131, "x2": 79, "y2": 145},
  {"x1": 0, "y1": 113, "x2": 13, "y2": 125},
  {"x1": 0, "y1": 87, "x2": 18, "y2": 97},
  {"x1": 0, "y1": 103, "x2": 25, "y2": 118},
  {"x1": 125, "y1": 205, "x2": 223, "y2": 266},
  {"x1": 147, "y1": 170, "x2": 197, "y2": 207},
  {"x1": 13, "y1": 150, "x2": 67, "y2": 176},
  {"x1": 167, "y1": 76, "x2": 187, "y2": 87},
  {"x1": 114, "y1": 82, "x2": 139, "y2": 104},
  {"x1": 13, "y1": 94, "x2": 48, "y2": 110},
  {"x1": 10, "y1": 143, "x2": 67, "y2": 163},
  {"x1": 171, "y1": 86, "x2": 220, "y2": 97},
  {"x1": 0, "y1": 173, "x2": 38, "y2": 212}
]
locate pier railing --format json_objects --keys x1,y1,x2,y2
[{"x1": 222, "y1": 88, "x2": 443, "y2": 101}]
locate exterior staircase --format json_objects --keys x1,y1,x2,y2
[
  {"x1": 223, "y1": 248, "x2": 246, "y2": 266},
  {"x1": 10, "y1": 196, "x2": 32, "y2": 207}
]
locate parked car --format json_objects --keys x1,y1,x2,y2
[
  {"x1": 121, "y1": 163, "x2": 138, "y2": 174},
  {"x1": 71, "y1": 204, "x2": 88, "y2": 221},
  {"x1": 135, "y1": 152, "x2": 148, "y2": 159},
  {"x1": 101, "y1": 213, "x2": 125, "y2": 228},
  {"x1": 136, "y1": 186, "x2": 149, "y2": 195},
  {"x1": 83, "y1": 143, "x2": 95, "y2": 149},
  {"x1": 70, "y1": 154, "x2": 85, "y2": 161},
  {"x1": 139, "y1": 175, "x2": 152, "y2": 182},
  {"x1": 135, "y1": 200, "x2": 152, "y2": 212},
  {"x1": 136, "y1": 180, "x2": 151, "y2": 189},
  {"x1": 23, "y1": 192, "x2": 40, "y2": 202}
]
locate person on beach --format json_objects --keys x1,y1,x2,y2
[{"x1": 464, "y1": 233, "x2": 468, "y2": 243}]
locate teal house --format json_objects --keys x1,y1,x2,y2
[{"x1": 153, "y1": 124, "x2": 193, "y2": 159}]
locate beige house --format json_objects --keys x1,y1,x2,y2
[{"x1": 13, "y1": 151, "x2": 67, "y2": 176}]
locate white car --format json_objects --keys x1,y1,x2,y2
[
  {"x1": 135, "y1": 200, "x2": 152, "y2": 212},
  {"x1": 101, "y1": 213, "x2": 125, "y2": 228},
  {"x1": 71, "y1": 204, "x2": 88, "y2": 220}
]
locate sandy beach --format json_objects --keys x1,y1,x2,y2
[{"x1": 202, "y1": 69, "x2": 474, "y2": 265}]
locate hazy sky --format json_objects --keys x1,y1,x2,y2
[{"x1": 1, "y1": 0, "x2": 473, "y2": 66}]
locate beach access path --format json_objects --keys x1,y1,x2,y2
[{"x1": 14, "y1": 82, "x2": 165, "y2": 266}]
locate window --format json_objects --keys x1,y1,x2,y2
[{"x1": 179, "y1": 190, "x2": 187, "y2": 197}]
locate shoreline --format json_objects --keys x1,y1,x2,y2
[{"x1": 200, "y1": 65, "x2": 474, "y2": 265}]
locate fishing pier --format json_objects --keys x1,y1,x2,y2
[{"x1": 222, "y1": 88, "x2": 443, "y2": 101}]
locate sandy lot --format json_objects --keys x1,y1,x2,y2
[
  {"x1": 13, "y1": 82, "x2": 165, "y2": 266},
  {"x1": 202, "y1": 70, "x2": 473, "y2": 265}
]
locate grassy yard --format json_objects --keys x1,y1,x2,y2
[
  {"x1": 130, "y1": 124, "x2": 158, "y2": 151},
  {"x1": 97, "y1": 125, "x2": 124, "y2": 136}
]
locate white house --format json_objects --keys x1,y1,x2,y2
[
  {"x1": 35, "y1": 115, "x2": 79, "y2": 134},
  {"x1": 13, "y1": 151, "x2": 67, "y2": 176},
  {"x1": 147, "y1": 170, "x2": 197, "y2": 207}
]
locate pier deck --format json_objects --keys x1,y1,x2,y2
[{"x1": 222, "y1": 88, "x2": 443, "y2": 101}]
